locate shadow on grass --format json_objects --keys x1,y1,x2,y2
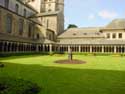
[
  {"x1": 0, "y1": 62, "x2": 125, "y2": 94},
  {"x1": 0, "y1": 54, "x2": 51, "y2": 61}
]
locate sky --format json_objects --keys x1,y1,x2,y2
[{"x1": 64, "y1": 0, "x2": 125, "y2": 28}]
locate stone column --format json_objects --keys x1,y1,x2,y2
[
  {"x1": 102, "y1": 46, "x2": 104, "y2": 53},
  {"x1": 114, "y1": 46, "x2": 116, "y2": 53},
  {"x1": 58, "y1": 45, "x2": 60, "y2": 52},
  {"x1": 90, "y1": 46, "x2": 92, "y2": 53},
  {"x1": 79, "y1": 45, "x2": 81, "y2": 53},
  {"x1": 42, "y1": 44, "x2": 45, "y2": 52},
  {"x1": 68, "y1": 45, "x2": 70, "y2": 53},
  {"x1": 36, "y1": 44, "x2": 39, "y2": 52},
  {"x1": 49, "y1": 44, "x2": 52, "y2": 53},
  {"x1": 17, "y1": 43, "x2": 19, "y2": 53}
]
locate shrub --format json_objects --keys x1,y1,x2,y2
[
  {"x1": 0, "y1": 77, "x2": 41, "y2": 94},
  {"x1": 0, "y1": 63, "x2": 4, "y2": 68}
]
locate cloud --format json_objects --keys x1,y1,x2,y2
[
  {"x1": 88, "y1": 14, "x2": 96, "y2": 20},
  {"x1": 98, "y1": 10, "x2": 118, "y2": 19}
]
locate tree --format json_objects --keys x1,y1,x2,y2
[{"x1": 67, "y1": 24, "x2": 78, "y2": 29}]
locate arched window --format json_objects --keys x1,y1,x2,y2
[
  {"x1": 19, "y1": 19, "x2": 24, "y2": 35},
  {"x1": 5, "y1": 0, "x2": 9, "y2": 8},
  {"x1": 15, "y1": 4, "x2": 19, "y2": 14},
  {"x1": 6, "y1": 15, "x2": 12, "y2": 33}
]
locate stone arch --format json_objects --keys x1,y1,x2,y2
[{"x1": 0, "y1": 41, "x2": 3, "y2": 52}]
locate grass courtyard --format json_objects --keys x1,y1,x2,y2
[{"x1": 1, "y1": 54, "x2": 125, "y2": 94}]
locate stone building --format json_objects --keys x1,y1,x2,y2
[
  {"x1": 0, "y1": 0, "x2": 64, "y2": 53},
  {"x1": 0, "y1": 0, "x2": 125, "y2": 54},
  {"x1": 58, "y1": 19, "x2": 125, "y2": 53}
]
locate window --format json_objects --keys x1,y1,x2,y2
[
  {"x1": 19, "y1": 19, "x2": 24, "y2": 35},
  {"x1": 119, "y1": 33, "x2": 122, "y2": 39},
  {"x1": 48, "y1": 9, "x2": 52, "y2": 12},
  {"x1": 15, "y1": 4, "x2": 19, "y2": 14},
  {"x1": 36, "y1": 34, "x2": 40, "y2": 39},
  {"x1": 107, "y1": 33, "x2": 110, "y2": 38},
  {"x1": 5, "y1": 0, "x2": 9, "y2": 8},
  {"x1": 24, "y1": 9, "x2": 26, "y2": 17},
  {"x1": 112, "y1": 33, "x2": 116, "y2": 39},
  {"x1": 6, "y1": 15, "x2": 12, "y2": 33}
]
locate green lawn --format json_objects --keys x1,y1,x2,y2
[{"x1": 1, "y1": 55, "x2": 125, "y2": 94}]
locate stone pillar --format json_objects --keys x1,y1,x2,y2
[
  {"x1": 42, "y1": 44, "x2": 45, "y2": 52},
  {"x1": 79, "y1": 45, "x2": 81, "y2": 53},
  {"x1": 90, "y1": 46, "x2": 92, "y2": 53},
  {"x1": 16, "y1": 43, "x2": 19, "y2": 53},
  {"x1": 114, "y1": 46, "x2": 116, "y2": 53},
  {"x1": 36, "y1": 44, "x2": 39, "y2": 52},
  {"x1": 68, "y1": 45, "x2": 70, "y2": 53},
  {"x1": 102, "y1": 46, "x2": 104, "y2": 53},
  {"x1": 58, "y1": 45, "x2": 60, "y2": 52},
  {"x1": 49, "y1": 44, "x2": 52, "y2": 53}
]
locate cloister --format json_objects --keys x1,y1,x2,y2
[{"x1": 1, "y1": 41, "x2": 125, "y2": 54}]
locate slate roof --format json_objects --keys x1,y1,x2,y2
[
  {"x1": 57, "y1": 39, "x2": 125, "y2": 45},
  {"x1": 106, "y1": 19, "x2": 125, "y2": 29},
  {"x1": 58, "y1": 27, "x2": 104, "y2": 38},
  {"x1": 0, "y1": 32, "x2": 55, "y2": 44}
]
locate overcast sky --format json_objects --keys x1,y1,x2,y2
[{"x1": 64, "y1": 0, "x2": 125, "y2": 28}]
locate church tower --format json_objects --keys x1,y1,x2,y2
[{"x1": 41, "y1": 0, "x2": 64, "y2": 35}]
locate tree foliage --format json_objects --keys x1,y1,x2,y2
[{"x1": 67, "y1": 24, "x2": 78, "y2": 29}]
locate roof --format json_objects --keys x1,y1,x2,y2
[
  {"x1": 57, "y1": 39, "x2": 125, "y2": 45},
  {"x1": 58, "y1": 27, "x2": 104, "y2": 38},
  {"x1": 43, "y1": 39, "x2": 55, "y2": 44},
  {"x1": 0, "y1": 32, "x2": 36, "y2": 43},
  {"x1": 106, "y1": 19, "x2": 125, "y2": 29},
  {"x1": 0, "y1": 32, "x2": 56, "y2": 44}
]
